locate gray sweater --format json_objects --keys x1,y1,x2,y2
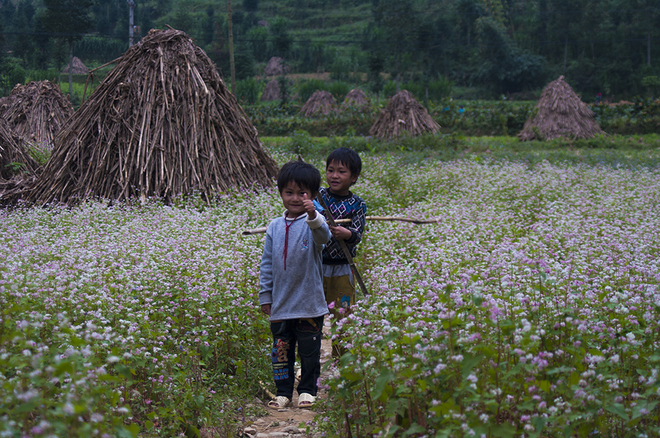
[{"x1": 259, "y1": 211, "x2": 331, "y2": 320}]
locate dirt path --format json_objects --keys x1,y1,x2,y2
[{"x1": 242, "y1": 324, "x2": 333, "y2": 438}]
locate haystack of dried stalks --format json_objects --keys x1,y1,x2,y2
[
  {"x1": 61, "y1": 57, "x2": 89, "y2": 74},
  {"x1": 264, "y1": 57, "x2": 289, "y2": 76},
  {"x1": 0, "y1": 118, "x2": 39, "y2": 181},
  {"x1": 17, "y1": 28, "x2": 278, "y2": 206},
  {"x1": 369, "y1": 90, "x2": 440, "y2": 139},
  {"x1": 300, "y1": 90, "x2": 337, "y2": 117},
  {"x1": 0, "y1": 80, "x2": 74, "y2": 149},
  {"x1": 261, "y1": 79, "x2": 280, "y2": 101},
  {"x1": 343, "y1": 88, "x2": 369, "y2": 107},
  {"x1": 518, "y1": 76, "x2": 604, "y2": 141}
]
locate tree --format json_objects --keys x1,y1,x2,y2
[
  {"x1": 372, "y1": 0, "x2": 420, "y2": 91},
  {"x1": 203, "y1": 6, "x2": 215, "y2": 46},
  {"x1": 246, "y1": 26, "x2": 269, "y2": 62},
  {"x1": 270, "y1": 17, "x2": 292, "y2": 58},
  {"x1": 243, "y1": 0, "x2": 259, "y2": 14},
  {"x1": 43, "y1": 0, "x2": 95, "y2": 95}
]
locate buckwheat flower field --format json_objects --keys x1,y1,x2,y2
[
  {"x1": 2, "y1": 154, "x2": 659, "y2": 437},
  {"x1": 322, "y1": 157, "x2": 660, "y2": 438}
]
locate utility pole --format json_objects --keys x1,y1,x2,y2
[
  {"x1": 228, "y1": 0, "x2": 236, "y2": 95},
  {"x1": 128, "y1": 0, "x2": 135, "y2": 47}
]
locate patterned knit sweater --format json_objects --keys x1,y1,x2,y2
[{"x1": 318, "y1": 187, "x2": 367, "y2": 265}]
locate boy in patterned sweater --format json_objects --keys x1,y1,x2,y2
[{"x1": 318, "y1": 148, "x2": 367, "y2": 356}]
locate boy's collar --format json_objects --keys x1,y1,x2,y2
[{"x1": 282, "y1": 211, "x2": 308, "y2": 220}]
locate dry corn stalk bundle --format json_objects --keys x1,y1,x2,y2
[
  {"x1": 260, "y1": 79, "x2": 280, "y2": 101},
  {"x1": 0, "y1": 80, "x2": 74, "y2": 149},
  {"x1": 20, "y1": 28, "x2": 278, "y2": 206},
  {"x1": 518, "y1": 75, "x2": 605, "y2": 141},
  {"x1": 343, "y1": 88, "x2": 369, "y2": 107},
  {"x1": 369, "y1": 90, "x2": 440, "y2": 139},
  {"x1": 61, "y1": 56, "x2": 89, "y2": 74},
  {"x1": 0, "y1": 117, "x2": 39, "y2": 181},
  {"x1": 263, "y1": 57, "x2": 289, "y2": 76},
  {"x1": 300, "y1": 90, "x2": 337, "y2": 117}
]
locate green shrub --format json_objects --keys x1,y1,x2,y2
[
  {"x1": 236, "y1": 78, "x2": 263, "y2": 105},
  {"x1": 25, "y1": 69, "x2": 60, "y2": 83},
  {"x1": 327, "y1": 81, "x2": 351, "y2": 103},
  {"x1": 295, "y1": 79, "x2": 328, "y2": 103},
  {"x1": 1, "y1": 58, "x2": 26, "y2": 95}
]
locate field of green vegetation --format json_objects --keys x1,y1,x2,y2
[{"x1": 2, "y1": 134, "x2": 660, "y2": 437}]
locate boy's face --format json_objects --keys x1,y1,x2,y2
[
  {"x1": 326, "y1": 160, "x2": 357, "y2": 196},
  {"x1": 280, "y1": 181, "x2": 314, "y2": 218}
]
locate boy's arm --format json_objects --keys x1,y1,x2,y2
[
  {"x1": 306, "y1": 212, "x2": 331, "y2": 246},
  {"x1": 258, "y1": 231, "x2": 274, "y2": 307}
]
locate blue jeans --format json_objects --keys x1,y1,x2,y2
[{"x1": 270, "y1": 316, "x2": 324, "y2": 398}]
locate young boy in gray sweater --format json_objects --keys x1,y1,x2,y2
[{"x1": 259, "y1": 161, "x2": 331, "y2": 409}]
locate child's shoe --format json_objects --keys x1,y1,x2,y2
[
  {"x1": 298, "y1": 393, "x2": 316, "y2": 409},
  {"x1": 267, "y1": 396, "x2": 291, "y2": 409}
]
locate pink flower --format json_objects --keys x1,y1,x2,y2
[{"x1": 328, "y1": 301, "x2": 335, "y2": 309}]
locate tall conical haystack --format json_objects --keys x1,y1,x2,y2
[
  {"x1": 264, "y1": 57, "x2": 289, "y2": 76},
  {"x1": 300, "y1": 90, "x2": 336, "y2": 117},
  {"x1": 518, "y1": 76, "x2": 605, "y2": 141},
  {"x1": 261, "y1": 79, "x2": 280, "y2": 101},
  {"x1": 0, "y1": 80, "x2": 74, "y2": 149},
  {"x1": 61, "y1": 57, "x2": 89, "y2": 74},
  {"x1": 369, "y1": 90, "x2": 440, "y2": 139},
  {"x1": 20, "y1": 28, "x2": 278, "y2": 206},
  {"x1": 0, "y1": 118, "x2": 39, "y2": 181},
  {"x1": 343, "y1": 88, "x2": 369, "y2": 107}
]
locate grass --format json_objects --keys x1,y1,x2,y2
[{"x1": 262, "y1": 133, "x2": 660, "y2": 169}]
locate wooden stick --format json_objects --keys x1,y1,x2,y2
[{"x1": 241, "y1": 216, "x2": 440, "y2": 235}]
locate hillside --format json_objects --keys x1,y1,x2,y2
[{"x1": 1, "y1": 0, "x2": 659, "y2": 100}]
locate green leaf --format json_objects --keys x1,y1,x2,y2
[
  {"x1": 115, "y1": 364, "x2": 134, "y2": 380},
  {"x1": 490, "y1": 423, "x2": 517, "y2": 437},
  {"x1": 528, "y1": 417, "x2": 547, "y2": 438},
  {"x1": 372, "y1": 368, "x2": 394, "y2": 400},
  {"x1": 55, "y1": 360, "x2": 74, "y2": 376},
  {"x1": 14, "y1": 400, "x2": 39, "y2": 413},
  {"x1": 605, "y1": 403, "x2": 628, "y2": 420},
  {"x1": 632, "y1": 401, "x2": 658, "y2": 420},
  {"x1": 461, "y1": 353, "x2": 483, "y2": 378},
  {"x1": 402, "y1": 424, "x2": 426, "y2": 437},
  {"x1": 537, "y1": 380, "x2": 551, "y2": 392},
  {"x1": 546, "y1": 365, "x2": 572, "y2": 375}
]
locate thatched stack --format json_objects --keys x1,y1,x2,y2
[
  {"x1": 61, "y1": 57, "x2": 89, "y2": 74},
  {"x1": 343, "y1": 88, "x2": 369, "y2": 107},
  {"x1": 518, "y1": 76, "x2": 605, "y2": 141},
  {"x1": 369, "y1": 90, "x2": 440, "y2": 139},
  {"x1": 261, "y1": 79, "x2": 280, "y2": 101},
  {"x1": 300, "y1": 90, "x2": 336, "y2": 117},
  {"x1": 264, "y1": 57, "x2": 289, "y2": 76},
  {"x1": 0, "y1": 118, "x2": 39, "y2": 181},
  {"x1": 18, "y1": 28, "x2": 278, "y2": 206},
  {"x1": 0, "y1": 80, "x2": 74, "y2": 149}
]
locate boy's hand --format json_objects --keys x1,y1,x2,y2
[
  {"x1": 329, "y1": 225, "x2": 352, "y2": 240},
  {"x1": 261, "y1": 304, "x2": 271, "y2": 316},
  {"x1": 302, "y1": 193, "x2": 316, "y2": 219}
]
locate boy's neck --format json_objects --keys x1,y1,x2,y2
[
  {"x1": 327, "y1": 187, "x2": 350, "y2": 197},
  {"x1": 285, "y1": 211, "x2": 305, "y2": 219}
]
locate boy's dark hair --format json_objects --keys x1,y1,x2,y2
[
  {"x1": 326, "y1": 147, "x2": 362, "y2": 179},
  {"x1": 277, "y1": 161, "x2": 322, "y2": 195}
]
